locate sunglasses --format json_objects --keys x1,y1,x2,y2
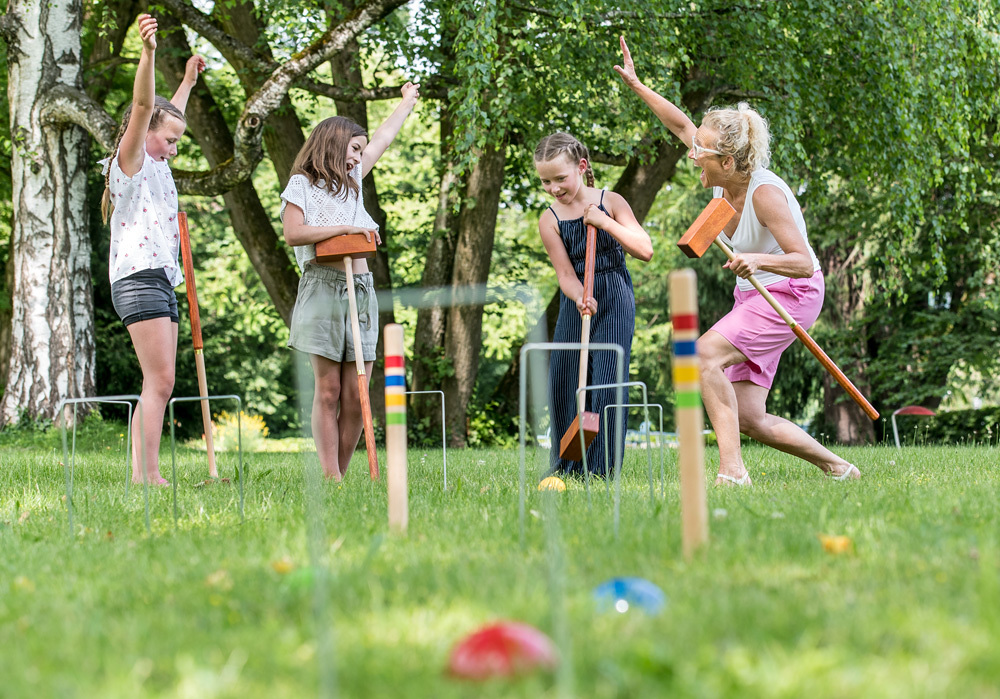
[{"x1": 690, "y1": 140, "x2": 724, "y2": 158}]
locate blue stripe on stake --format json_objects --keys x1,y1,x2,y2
[
  {"x1": 673, "y1": 340, "x2": 697, "y2": 356},
  {"x1": 385, "y1": 375, "x2": 406, "y2": 387}
]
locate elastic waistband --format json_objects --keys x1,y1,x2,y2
[{"x1": 304, "y1": 262, "x2": 374, "y2": 285}]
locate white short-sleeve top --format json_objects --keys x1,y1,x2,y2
[
  {"x1": 104, "y1": 152, "x2": 183, "y2": 287},
  {"x1": 279, "y1": 164, "x2": 379, "y2": 272},
  {"x1": 714, "y1": 169, "x2": 820, "y2": 291}
]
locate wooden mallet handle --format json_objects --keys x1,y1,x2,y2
[
  {"x1": 577, "y1": 224, "x2": 598, "y2": 411},
  {"x1": 343, "y1": 256, "x2": 380, "y2": 480},
  {"x1": 177, "y1": 212, "x2": 218, "y2": 478},
  {"x1": 713, "y1": 238, "x2": 880, "y2": 421}
]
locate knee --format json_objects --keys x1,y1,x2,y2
[
  {"x1": 738, "y1": 412, "x2": 765, "y2": 440},
  {"x1": 144, "y1": 368, "x2": 175, "y2": 402},
  {"x1": 696, "y1": 338, "x2": 726, "y2": 375},
  {"x1": 315, "y1": 381, "x2": 341, "y2": 411}
]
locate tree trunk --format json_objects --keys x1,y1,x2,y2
[
  {"x1": 441, "y1": 142, "x2": 507, "y2": 446},
  {"x1": 816, "y1": 246, "x2": 877, "y2": 444},
  {"x1": 0, "y1": 0, "x2": 96, "y2": 424},
  {"x1": 215, "y1": 0, "x2": 305, "y2": 191},
  {"x1": 409, "y1": 105, "x2": 459, "y2": 440},
  {"x1": 157, "y1": 28, "x2": 300, "y2": 326}
]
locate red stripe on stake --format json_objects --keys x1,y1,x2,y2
[
  {"x1": 672, "y1": 314, "x2": 698, "y2": 331},
  {"x1": 385, "y1": 356, "x2": 404, "y2": 368}
]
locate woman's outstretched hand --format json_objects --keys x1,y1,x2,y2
[{"x1": 613, "y1": 35, "x2": 641, "y2": 89}]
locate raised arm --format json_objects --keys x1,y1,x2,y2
[
  {"x1": 117, "y1": 14, "x2": 159, "y2": 177},
  {"x1": 614, "y1": 36, "x2": 697, "y2": 148},
  {"x1": 170, "y1": 54, "x2": 206, "y2": 114},
  {"x1": 361, "y1": 82, "x2": 420, "y2": 177}
]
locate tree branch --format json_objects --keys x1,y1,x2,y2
[{"x1": 40, "y1": 85, "x2": 119, "y2": 151}]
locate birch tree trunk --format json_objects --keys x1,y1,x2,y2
[{"x1": 0, "y1": 0, "x2": 95, "y2": 425}]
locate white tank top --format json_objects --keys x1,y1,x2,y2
[{"x1": 714, "y1": 170, "x2": 820, "y2": 291}]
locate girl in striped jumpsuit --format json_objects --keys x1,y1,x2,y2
[{"x1": 535, "y1": 133, "x2": 653, "y2": 475}]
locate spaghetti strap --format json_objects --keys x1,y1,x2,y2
[
  {"x1": 548, "y1": 206, "x2": 561, "y2": 223},
  {"x1": 600, "y1": 189, "x2": 606, "y2": 206}
]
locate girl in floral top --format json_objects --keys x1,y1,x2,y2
[{"x1": 100, "y1": 14, "x2": 205, "y2": 486}]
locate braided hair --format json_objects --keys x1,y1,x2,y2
[
  {"x1": 101, "y1": 96, "x2": 186, "y2": 223},
  {"x1": 534, "y1": 132, "x2": 594, "y2": 187}
]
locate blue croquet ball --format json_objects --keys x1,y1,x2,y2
[{"x1": 593, "y1": 577, "x2": 666, "y2": 615}]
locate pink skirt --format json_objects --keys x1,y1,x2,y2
[{"x1": 710, "y1": 272, "x2": 825, "y2": 390}]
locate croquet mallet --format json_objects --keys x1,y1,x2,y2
[
  {"x1": 315, "y1": 232, "x2": 380, "y2": 480},
  {"x1": 678, "y1": 198, "x2": 880, "y2": 421},
  {"x1": 177, "y1": 212, "x2": 218, "y2": 478},
  {"x1": 558, "y1": 224, "x2": 601, "y2": 462}
]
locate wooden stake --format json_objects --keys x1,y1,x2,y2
[
  {"x1": 384, "y1": 324, "x2": 408, "y2": 534},
  {"x1": 177, "y1": 212, "x2": 218, "y2": 478},
  {"x1": 343, "y1": 256, "x2": 380, "y2": 480},
  {"x1": 670, "y1": 269, "x2": 708, "y2": 559}
]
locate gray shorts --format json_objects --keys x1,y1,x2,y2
[
  {"x1": 111, "y1": 268, "x2": 179, "y2": 327},
  {"x1": 289, "y1": 263, "x2": 378, "y2": 363}
]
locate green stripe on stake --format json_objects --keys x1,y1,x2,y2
[
  {"x1": 386, "y1": 413, "x2": 407, "y2": 425},
  {"x1": 674, "y1": 391, "x2": 702, "y2": 408}
]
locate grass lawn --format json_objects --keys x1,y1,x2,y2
[{"x1": 1, "y1": 420, "x2": 999, "y2": 698}]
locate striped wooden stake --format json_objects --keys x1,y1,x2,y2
[
  {"x1": 384, "y1": 324, "x2": 408, "y2": 534},
  {"x1": 670, "y1": 269, "x2": 708, "y2": 559}
]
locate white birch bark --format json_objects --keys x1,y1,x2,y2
[{"x1": 0, "y1": 0, "x2": 95, "y2": 424}]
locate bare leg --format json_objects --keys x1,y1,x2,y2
[
  {"x1": 734, "y1": 381, "x2": 859, "y2": 478},
  {"x1": 310, "y1": 355, "x2": 343, "y2": 480},
  {"x1": 698, "y1": 330, "x2": 752, "y2": 484},
  {"x1": 336, "y1": 360, "x2": 374, "y2": 478},
  {"x1": 127, "y1": 317, "x2": 178, "y2": 484}
]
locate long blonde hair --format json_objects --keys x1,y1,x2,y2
[
  {"x1": 701, "y1": 102, "x2": 771, "y2": 177},
  {"x1": 290, "y1": 116, "x2": 367, "y2": 198},
  {"x1": 101, "y1": 96, "x2": 186, "y2": 223},
  {"x1": 534, "y1": 132, "x2": 595, "y2": 187}
]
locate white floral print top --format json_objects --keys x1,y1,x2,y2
[
  {"x1": 105, "y1": 152, "x2": 183, "y2": 287},
  {"x1": 279, "y1": 164, "x2": 379, "y2": 272}
]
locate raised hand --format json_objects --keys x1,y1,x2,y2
[
  {"x1": 138, "y1": 14, "x2": 158, "y2": 52},
  {"x1": 184, "y1": 55, "x2": 206, "y2": 85},
  {"x1": 401, "y1": 81, "x2": 421, "y2": 104},
  {"x1": 613, "y1": 35, "x2": 641, "y2": 88}
]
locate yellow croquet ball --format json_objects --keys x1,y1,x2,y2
[{"x1": 538, "y1": 476, "x2": 566, "y2": 492}]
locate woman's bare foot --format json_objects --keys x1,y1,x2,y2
[{"x1": 831, "y1": 463, "x2": 861, "y2": 480}]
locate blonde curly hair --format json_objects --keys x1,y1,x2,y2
[{"x1": 701, "y1": 102, "x2": 771, "y2": 177}]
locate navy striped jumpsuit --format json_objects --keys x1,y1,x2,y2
[{"x1": 548, "y1": 191, "x2": 635, "y2": 476}]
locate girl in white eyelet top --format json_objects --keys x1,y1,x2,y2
[
  {"x1": 98, "y1": 14, "x2": 205, "y2": 487},
  {"x1": 281, "y1": 84, "x2": 420, "y2": 482}
]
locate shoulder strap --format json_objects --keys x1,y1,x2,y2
[{"x1": 547, "y1": 206, "x2": 561, "y2": 223}]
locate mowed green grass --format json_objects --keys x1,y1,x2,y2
[{"x1": 1, "y1": 423, "x2": 999, "y2": 698}]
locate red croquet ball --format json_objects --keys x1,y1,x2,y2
[{"x1": 448, "y1": 621, "x2": 559, "y2": 679}]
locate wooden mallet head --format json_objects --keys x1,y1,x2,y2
[
  {"x1": 677, "y1": 198, "x2": 736, "y2": 258},
  {"x1": 315, "y1": 233, "x2": 377, "y2": 263}
]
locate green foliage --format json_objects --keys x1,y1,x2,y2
[{"x1": 902, "y1": 407, "x2": 1000, "y2": 447}]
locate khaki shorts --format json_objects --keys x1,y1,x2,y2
[{"x1": 288, "y1": 263, "x2": 378, "y2": 363}]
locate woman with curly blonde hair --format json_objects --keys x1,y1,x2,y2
[{"x1": 615, "y1": 36, "x2": 859, "y2": 485}]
